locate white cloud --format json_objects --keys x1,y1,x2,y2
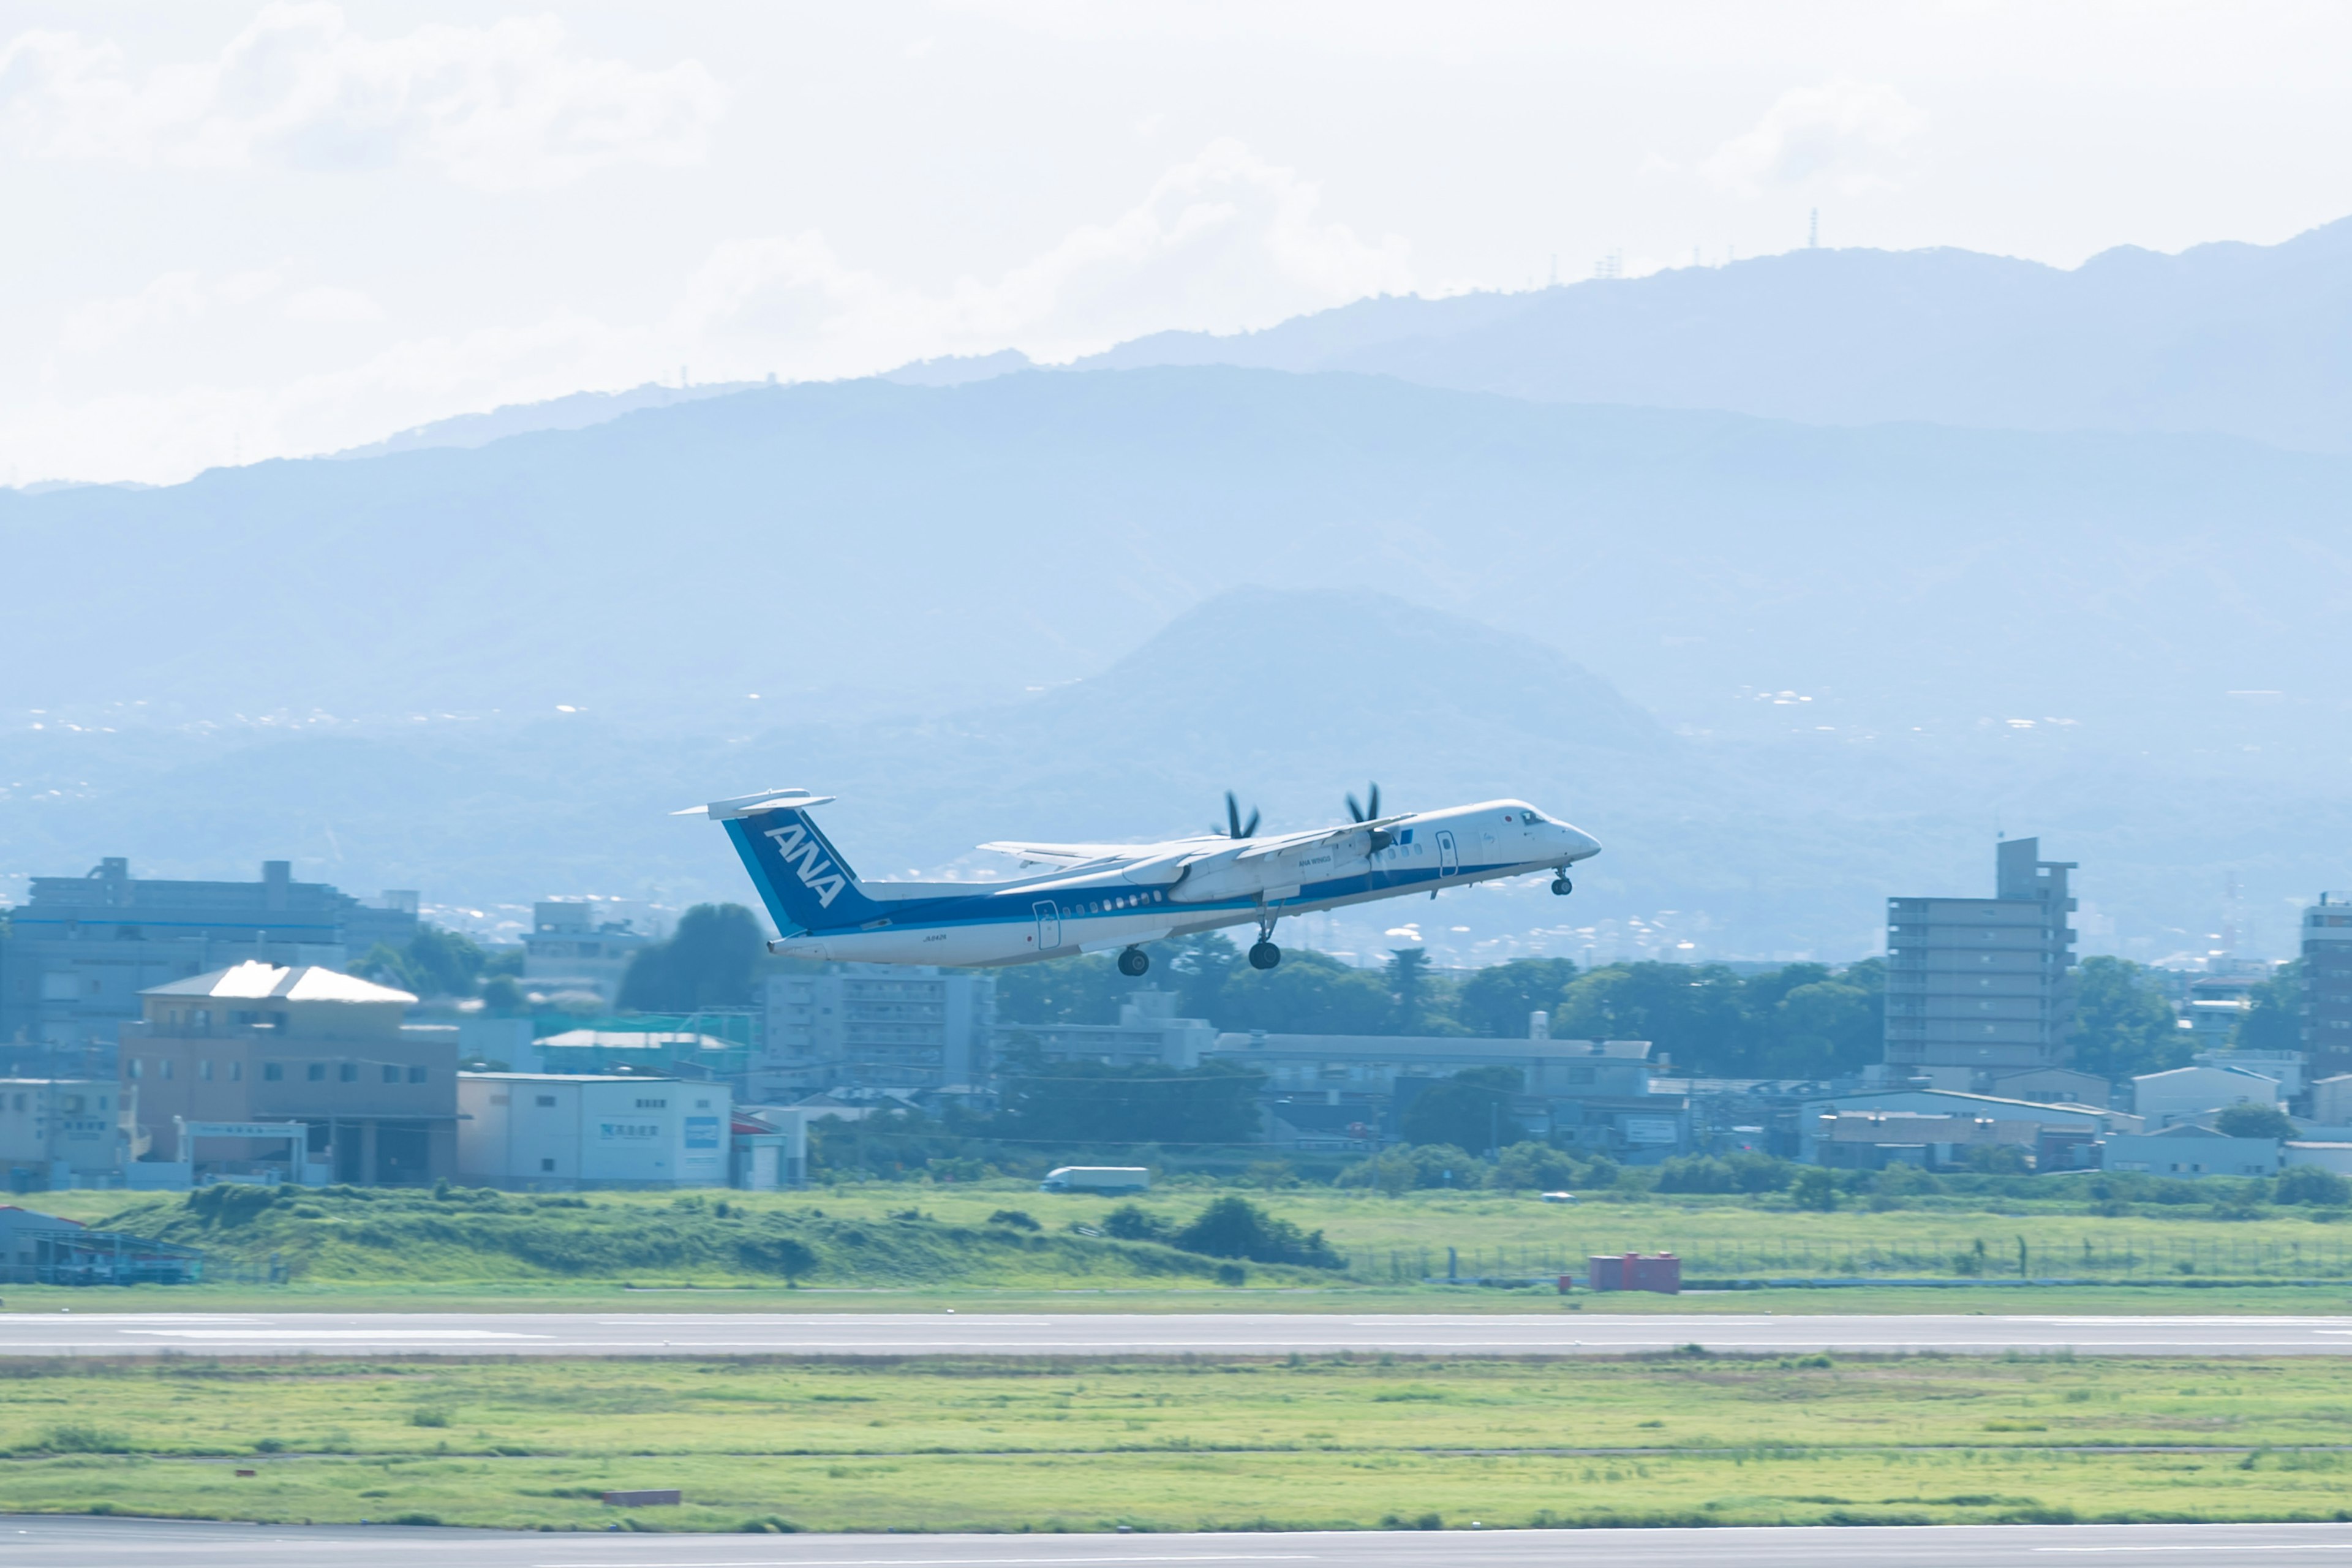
[
  {"x1": 676, "y1": 138, "x2": 1414, "y2": 371},
  {"x1": 58, "y1": 269, "x2": 291, "y2": 352},
  {"x1": 1702, "y1": 80, "x2": 1927, "y2": 198},
  {"x1": 284, "y1": 285, "x2": 383, "y2": 324},
  {"x1": 10, "y1": 138, "x2": 1411, "y2": 483},
  {"x1": 0, "y1": 4, "x2": 726, "y2": 189}
]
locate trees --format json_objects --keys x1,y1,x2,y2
[
  {"x1": 2236, "y1": 962, "x2": 2304, "y2": 1052},
  {"x1": 995, "y1": 1058, "x2": 1266, "y2": 1145},
  {"x1": 1398, "y1": 1066, "x2": 1525, "y2": 1154},
  {"x1": 2216, "y1": 1102, "x2": 2297, "y2": 1140},
  {"x1": 1385, "y1": 948, "x2": 1460, "y2": 1035},
  {"x1": 1456, "y1": 957, "x2": 1580, "y2": 1038},
  {"x1": 354, "y1": 924, "x2": 489, "y2": 998},
  {"x1": 617, "y1": 903, "x2": 764, "y2": 1011},
  {"x1": 1217, "y1": 948, "x2": 1396, "y2": 1033},
  {"x1": 2070, "y1": 957, "x2": 2190, "y2": 1080}
]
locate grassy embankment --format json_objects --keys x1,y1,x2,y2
[
  {"x1": 4, "y1": 1353, "x2": 2352, "y2": 1532},
  {"x1": 9, "y1": 1180, "x2": 2352, "y2": 1314}
]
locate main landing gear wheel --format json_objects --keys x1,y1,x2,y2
[
  {"x1": 1248, "y1": 940, "x2": 1282, "y2": 971},
  {"x1": 1551, "y1": 876, "x2": 1574, "y2": 896},
  {"x1": 1117, "y1": 946, "x2": 1150, "y2": 977}
]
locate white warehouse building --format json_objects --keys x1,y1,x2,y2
[{"x1": 456, "y1": 1073, "x2": 730, "y2": 1189}]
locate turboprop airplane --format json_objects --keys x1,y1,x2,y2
[{"x1": 681, "y1": 785, "x2": 1601, "y2": 976}]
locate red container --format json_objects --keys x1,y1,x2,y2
[{"x1": 1587, "y1": 1252, "x2": 1679, "y2": 1294}]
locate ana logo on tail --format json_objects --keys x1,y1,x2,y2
[{"x1": 764, "y1": 821, "x2": 849, "y2": 908}]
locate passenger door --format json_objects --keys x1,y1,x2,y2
[
  {"x1": 1435, "y1": 830, "x2": 1460, "y2": 878},
  {"x1": 1033, "y1": 900, "x2": 1062, "y2": 952}
]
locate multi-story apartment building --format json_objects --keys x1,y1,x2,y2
[
  {"x1": 2303, "y1": 894, "x2": 2352, "y2": 1081},
  {"x1": 758, "y1": 965, "x2": 994, "y2": 1096},
  {"x1": 0, "y1": 858, "x2": 416, "y2": 1066},
  {"x1": 1883, "y1": 838, "x2": 2078, "y2": 1091}
]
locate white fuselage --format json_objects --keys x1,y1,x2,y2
[{"x1": 769, "y1": 799, "x2": 1599, "y2": 967}]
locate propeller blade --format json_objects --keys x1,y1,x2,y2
[
  {"x1": 1226, "y1": 791, "x2": 1243, "y2": 839},
  {"x1": 1346, "y1": 793, "x2": 1365, "y2": 823},
  {"x1": 1367, "y1": 782, "x2": 1380, "y2": 819},
  {"x1": 1241, "y1": 807, "x2": 1260, "y2": 837}
]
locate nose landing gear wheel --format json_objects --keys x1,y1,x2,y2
[
  {"x1": 1117, "y1": 946, "x2": 1150, "y2": 977},
  {"x1": 1551, "y1": 876, "x2": 1574, "y2": 895},
  {"x1": 1248, "y1": 940, "x2": 1282, "y2": 970}
]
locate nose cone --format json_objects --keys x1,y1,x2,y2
[{"x1": 1559, "y1": 823, "x2": 1602, "y2": 862}]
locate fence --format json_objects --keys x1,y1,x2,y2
[{"x1": 1352, "y1": 1234, "x2": 2352, "y2": 1283}]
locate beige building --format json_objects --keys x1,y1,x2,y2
[{"x1": 122, "y1": 961, "x2": 456, "y2": 1184}]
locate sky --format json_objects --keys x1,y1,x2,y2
[{"x1": 6, "y1": 1, "x2": 2352, "y2": 485}]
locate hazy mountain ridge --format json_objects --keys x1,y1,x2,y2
[
  {"x1": 5, "y1": 366, "x2": 2350, "y2": 959},
  {"x1": 1075, "y1": 218, "x2": 2352, "y2": 452}
]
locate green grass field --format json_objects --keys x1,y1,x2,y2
[
  {"x1": 9, "y1": 1178, "x2": 2352, "y2": 1314},
  {"x1": 5, "y1": 1354, "x2": 2352, "y2": 1532}
]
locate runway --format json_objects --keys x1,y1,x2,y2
[
  {"x1": 4, "y1": 1310, "x2": 2351, "y2": 1357},
  {"x1": 9, "y1": 1518, "x2": 2352, "y2": 1567}
]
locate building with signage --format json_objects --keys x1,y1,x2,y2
[
  {"x1": 455, "y1": 1072, "x2": 731, "y2": 1188},
  {"x1": 1882, "y1": 837, "x2": 2078, "y2": 1090},
  {"x1": 121, "y1": 961, "x2": 455, "y2": 1184},
  {"x1": 0, "y1": 858, "x2": 417, "y2": 1069},
  {"x1": 0, "y1": 1079, "x2": 126, "y2": 1190}
]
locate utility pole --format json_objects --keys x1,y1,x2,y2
[{"x1": 1809, "y1": 208, "x2": 1819, "y2": 249}]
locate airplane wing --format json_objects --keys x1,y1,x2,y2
[
  {"x1": 1235, "y1": 815, "x2": 1411, "y2": 860},
  {"x1": 978, "y1": 841, "x2": 1155, "y2": 867}
]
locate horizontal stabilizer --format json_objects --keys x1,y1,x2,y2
[{"x1": 674, "y1": 788, "x2": 837, "y2": 821}]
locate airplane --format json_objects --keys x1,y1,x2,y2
[{"x1": 682, "y1": 785, "x2": 1602, "y2": 976}]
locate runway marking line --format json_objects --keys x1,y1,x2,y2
[
  {"x1": 532, "y1": 1556, "x2": 1316, "y2": 1566},
  {"x1": 2032, "y1": 1545, "x2": 2352, "y2": 1553},
  {"x1": 119, "y1": 1330, "x2": 551, "y2": 1340}
]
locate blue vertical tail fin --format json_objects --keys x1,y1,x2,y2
[{"x1": 693, "y1": 791, "x2": 884, "y2": 936}]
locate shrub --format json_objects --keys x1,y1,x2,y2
[
  {"x1": 408, "y1": 1408, "x2": 453, "y2": 1428},
  {"x1": 1102, "y1": 1204, "x2": 1170, "y2": 1242},
  {"x1": 986, "y1": 1209, "x2": 1042, "y2": 1231},
  {"x1": 1170, "y1": 1197, "x2": 1345, "y2": 1270},
  {"x1": 29, "y1": 1424, "x2": 130, "y2": 1454},
  {"x1": 1336, "y1": 1144, "x2": 1487, "y2": 1194},
  {"x1": 1653, "y1": 1156, "x2": 1736, "y2": 1194},
  {"x1": 1789, "y1": 1168, "x2": 1839, "y2": 1211},
  {"x1": 1488, "y1": 1141, "x2": 1580, "y2": 1193},
  {"x1": 2277, "y1": 1165, "x2": 2351, "y2": 1207}
]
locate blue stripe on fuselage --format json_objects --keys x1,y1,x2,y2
[{"x1": 793, "y1": 857, "x2": 1531, "y2": 937}]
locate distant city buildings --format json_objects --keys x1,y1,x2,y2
[
  {"x1": 519, "y1": 901, "x2": 652, "y2": 1004},
  {"x1": 758, "y1": 966, "x2": 993, "y2": 1098},
  {"x1": 2303, "y1": 894, "x2": 2352, "y2": 1080},
  {"x1": 1882, "y1": 838, "x2": 2078, "y2": 1091},
  {"x1": 0, "y1": 858, "x2": 417, "y2": 1069}
]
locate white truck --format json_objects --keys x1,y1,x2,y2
[{"x1": 1039, "y1": 1165, "x2": 1150, "y2": 1195}]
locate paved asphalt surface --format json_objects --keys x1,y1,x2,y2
[
  {"x1": 10, "y1": 1518, "x2": 2352, "y2": 1567},
  {"x1": 4, "y1": 1311, "x2": 2352, "y2": 1357}
]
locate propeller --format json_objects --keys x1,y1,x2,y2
[
  {"x1": 1221, "y1": 791, "x2": 1261, "y2": 840},
  {"x1": 1348, "y1": 782, "x2": 1396, "y2": 853}
]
